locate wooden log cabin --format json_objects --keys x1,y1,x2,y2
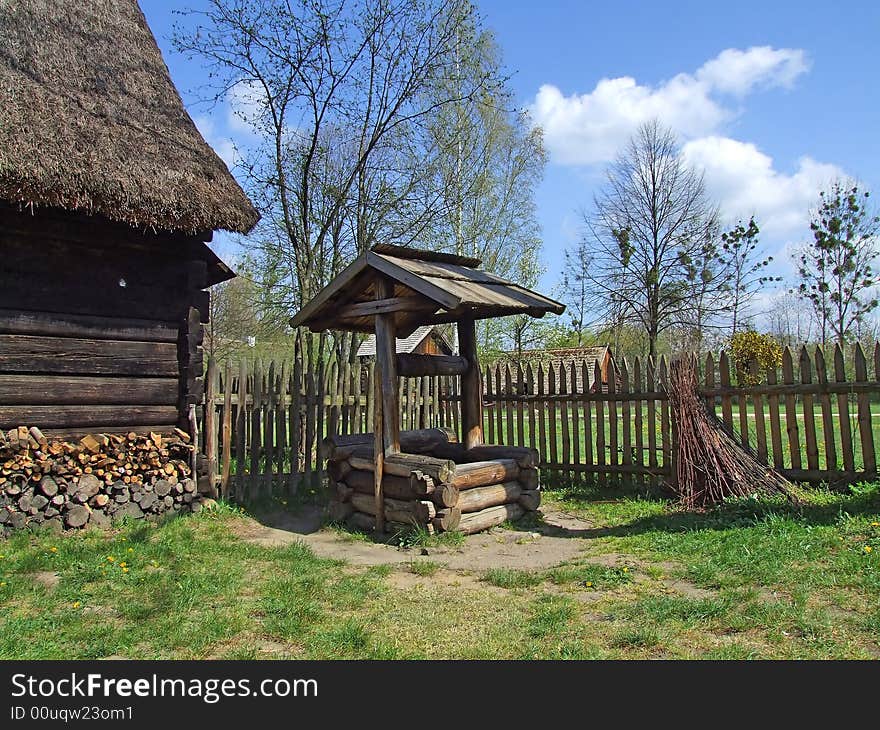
[
  {"x1": 291, "y1": 244, "x2": 565, "y2": 534},
  {"x1": 0, "y1": 1, "x2": 259, "y2": 439}
]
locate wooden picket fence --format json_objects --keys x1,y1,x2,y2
[{"x1": 201, "y1": 342, "x2": 880, "y2": 500}]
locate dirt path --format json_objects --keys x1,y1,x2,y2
[{"x1": 230, "y1": 505, "x2": 594, "y2": 571}]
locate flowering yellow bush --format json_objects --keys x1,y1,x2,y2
[{"x1": 730, "y1": 330, "x2": 783, "y2": 386}]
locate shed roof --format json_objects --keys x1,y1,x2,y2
[
  {"x1": 0, "y1": 0, "x2": 259, "y2": 235},
  {"x1": 290, "y1": 245, "x2": 565, "y2": 336},
  {"x1": 356, "y1": 325, "x2": 452, "y2": 357}
]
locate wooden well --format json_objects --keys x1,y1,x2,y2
[{"x1": 290, "y1": 244, "x2": 565, "y2": 535}]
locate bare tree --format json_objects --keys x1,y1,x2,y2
[
  {"x1": 579, "y1": 121, "x2": 720, "y2": 359},
  {"x1": 174, "y1": 0, "x2": 495, "y2": 369}
]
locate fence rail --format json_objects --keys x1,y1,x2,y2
[{"x1": 202, "y1": 342, "x2": 880, "y2": 500}]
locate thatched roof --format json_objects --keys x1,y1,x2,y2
[
  {"x1": 290, "y1": 244, "x2": 565, "y2": 336},
  {"x1": 0, "y1": 0, "x2": 259, "y2": 235}
]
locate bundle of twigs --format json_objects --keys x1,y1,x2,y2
[{"x1": 667, "y1": 357, "x2": 794, "y2": 509}]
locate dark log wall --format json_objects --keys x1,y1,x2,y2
[{"x1": 0, "y1": 207, "x2": 208, "y2": 437}]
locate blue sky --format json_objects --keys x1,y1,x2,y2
[{"x1": 141, "y1": 0, "x2": 880, "y2": 305}]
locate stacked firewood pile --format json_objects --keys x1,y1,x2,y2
[
  {"x1": 326, "y1": 428, "x2": 541, "y2": 535},
  {"x1": 0, "y1": 426, "x2": 208, "y2": 534}
]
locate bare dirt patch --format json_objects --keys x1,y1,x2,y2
[
  {"x1": 28, "y1": 571, "x2": 60, "y2": 590},
  {"x1": 230, "y1": 504, "x2": 593, "y2": 572}
]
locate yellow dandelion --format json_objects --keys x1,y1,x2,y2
[
  {"x1": 127, "y1": 548, "x2": 133, "y2": 553},
  {"x1": 119, "y1": 562, "x2": 127, "y2": 568},
  {"x1": 585, "y1": 581, "x2": 593, "y2": 587},
  {"x1": 865, "y1": 546, "x2": 873, "y2": 553},
  {"x1": 623, "y1": 567, "x2": 629, "y2": 572},
  {"x1": 122, "y1": 567, "x2": 129, "y2": 574},
  {"x1": 50, "y1": 547, "x2": 57, "y2": 553},
  {"x1": 0, "y1": 582, "x2": 6, "y2": 587},
  {"x1": 72, "y1": 601, "x2": 81, "y2": 609},
  {"x1": 872, "y1": 522, "x2": 880, "y2": 527},
  {"x1": 106, "y1": 556, "x2": 115, "y2": 562}
]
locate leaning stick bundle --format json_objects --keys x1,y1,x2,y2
[{"x1": 667, "y1": 357, "x2": 794, "y2": 509}]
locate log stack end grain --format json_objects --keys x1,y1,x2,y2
[
  {"x1": 1, "y1": 426, "x2": 210, "y2": 535},
  {"x1": 325, "y1": 429, "x2": 541, "y2": 537}
]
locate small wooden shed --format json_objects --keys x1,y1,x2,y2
[
  {"x1": 356, "y1": 325, "x2": 453, "y2": 359},
  {"x1": 291, "y1": 244, "x2": 565, "y2": 534},
  {"x1": 0, "y1": 1, "x2": 259, "y2": 438}
]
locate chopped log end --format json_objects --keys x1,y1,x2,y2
[{"x1": 432, "y1": 507, "x2": 462, "y2": 532}]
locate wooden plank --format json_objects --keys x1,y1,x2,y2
[
  {"x1": 304, "y1": 369, "x2": 316, "y2": 483},
  {"x1": 548, "y1": 363, "x2": 558, "y2": 467},
  {"x1": 0, "y1": 308, "x2": 178, "y2": 342},
  {"x1": 336, "y1": 296, "x2": 436, "y2": 319},
  {"x1": 485, "y1": 364, "x2": 495, "y2": 443},
  {"x1": 608, "y1": 358, "x2": 619, "y2": 482},
  {"x1": 537, "y1": 363, "x2": 547, "y2": 463},
  {"x1": 0, "y1": 405, "x2": 178, "y2": 429},
  {"x1": 620, "y1": 358, "x2": 632, "y2": 474},
  {"x1": 235, "y1": 359, "x2": 248, "y2": 498},
  {"x1": 291, "y1": 347, "x2": 303, "y2": 491},
  {"x1": 396, "y1": 354, "x2": 468, "y2": 377},
  {"x1": 704, "y1": 353, "x2": 716, "y2": 416},
  {"x1": 353, "y1": 362, "x2": 364, "y2": 433},
  {"x1": 719, "y1": 350, "x2": 734, "y2": 432},
  {"x1": 646, "y1": 358, "x2": 656, "y2": 476},
  {"x1": 221, "y1": 361, "x2": 233, "y2": 497},
  {"x1": 365, "y1": 361, "x2": 374, "y2": 437},
  {"x1": 527, "y1": 364, "x2": 537, "y2": 455},
  {"x1": 251, "y1": 359, "x2": 263, "y2": 490},
  {"x1": 504, "y1": 364, "x2": 514, "y2": 445},
  {"x1": 266, "y1": 361, "x2": 277, "y2": 492},
  {"x1": 799, "y1": 346, "x2": 819, "y2": 472},
  {"x1": 373, "y1": 279, "x2": 400, "y2": 454},
  {"x1": 315, "y1": 340, "x2": 327, "y2": 489},
  {"x1": 277, "y1": 362, "x2": 288, "y2": 477},
  {"x1": 631, "y1": 357, "x2": 642, "y2": 475},
  {"x1": 560, "y1": 361, "x2": 570, "y2": 479},
  {"x1": 854, "y1": 343, "x2": 876, "y2": 474},
  {"x1": 0, "y1": 374, "x2": 178, "y2": 405},
  {"x1": 0, "y1": 334, "x2": 178, "y2": 376},
  {"x1": 570, "y1": 360, "x2": 581, "y2": 470},
  {"x1": 516, "y1": 363, "x2": 525, "y2": 447},
  {"x1": 814, "y1": 346, "x2": 836, "y2": 471},
  {"x1": 750, "y1": 358, "x2": 769, "y2": 465},
  {"x1": 594, "y1": 359, "x2": 605, "y2": 481},
  {"x1": 204, "y1": 357, "x2": 219, "y2": 496},
  {"x1": 765, "y1": 359, "x2": 784, "y2": 469},
  {"x1": 659, "y1": 357, "x2": 671, "y2": 474},
  {"x1": 834, "y1": 343, "x2": 855, "y2": 473},
  {"x1": 782, "y1": 347, "x2": 801, "y2": 470},
  {"x1": 420, "y1": 374, "x2": 430, "y2": 430},
  {"x1": 582, "y1": 360, "x2": 593, "y2": 468},
  {"x1": 458, "y1": 317, "x2": 483, "y2": 450},
  {"x1": 737, "y1": 357, "x2": 750, "y2": 450},
  {"x1": 342, "y1": 358, "x2": 352, "y2": 435},
  {"x1": 495, "y1": 364, "x2": 504, "y2": 444}
]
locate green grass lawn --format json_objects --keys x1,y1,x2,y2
[{"x1": 1, "y1": 480, "x2": 879, "y2": 659}]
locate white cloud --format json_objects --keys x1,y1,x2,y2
[
  {"x1": 681, "y1": 136, "x2": 844, "y2": 237},
  {"x1": 696, "y1": 47, "x2": 809, "y2": 96},
  {"x1": 193, "y1": 113, "x2": 240, "y2": 169},
  {"x1": 530, "y1": 46, "x2": 809, "y2": 166},
  {"x1": 226, "y1": 80, "x2": 265, "y2": 135}
]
